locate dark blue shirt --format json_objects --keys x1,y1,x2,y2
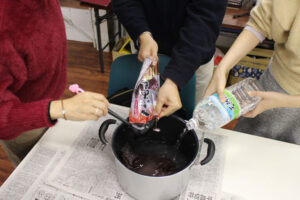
[{"x1": 112, "y1": 0, "x2": 227, "y2": 89}]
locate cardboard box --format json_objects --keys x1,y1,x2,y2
[
  {"x1": 112, "y1": 37, "x2": 133, "y2": 61},
  {"x1": 227, "y1": 48, "x2": 273, "y2": 85}
]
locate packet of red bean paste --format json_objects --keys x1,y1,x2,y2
[{"x1": 129, "y1": 58, "x2": 160, "y2": 130}]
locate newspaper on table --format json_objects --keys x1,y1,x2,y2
[
  {"x1": 179, "y1": 132, "x2": 227, "y2": 200},
  {"x1": 0, "y1": 144, "x2": 88, "y2": 200},
  {"x1": 0, "y1": 145, "x2": 57, "y2": 200},
  {"x1": 45, "y1": 117, "x2": 227, "y2": 199},
  {"x1": 45, "y1": 115, "x2": 134, "y2": 200},
  {"x1": 0, "y1": 104, "x2": 227, "y2": 200}
]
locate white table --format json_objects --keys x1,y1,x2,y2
[{"x1": 1, "y1": 104, "x2": 300, "y2": 200}]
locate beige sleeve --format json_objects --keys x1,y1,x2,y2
[{"x1": 247, "y1": 0, "x2": 273, "y2": 40}]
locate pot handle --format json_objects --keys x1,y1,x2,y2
[
  {"x1": 172, "y1": 115, "x2": 215, "y2": 165},
  {"x1": 98, "y1": 119, "x2": 117, "y2": 145},
  {"x1": 200, "y1": 138, "x2": 215, "y2": 165}
]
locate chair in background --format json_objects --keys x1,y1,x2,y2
[{"x1": 107, "y1": 54, "x2": 196, "y2": 119}]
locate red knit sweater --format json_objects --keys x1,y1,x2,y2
[{"x1": 0, "y1": 0, "x2": 67, "y2": 139}]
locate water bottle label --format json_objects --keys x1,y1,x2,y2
[
  {"x1": 208, "y1": 95, "x2": 231, "y2": 122},
  {"x1": 211, "y1": 90, "x2": 241, "y2": 121}
]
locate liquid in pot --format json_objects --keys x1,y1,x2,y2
[
  {"x1": 120, "y1": 137, "x2": 188, "y2": 177},
  {"x1": 113, "y1": 116, "x2": 198, "y2": 177}
]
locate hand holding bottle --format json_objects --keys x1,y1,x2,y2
[
  {"x1": 187, "y1": 78, "x2": 263, "y2": 130},
  {"x1": 244, "y1": 91, "x2": 296, "y2": 118},
  {"x1": 203, "y1": 66, "x2": 228, "y2": 103},
  {"x1": 204, "y1": 29, "x2": 261, "y2": 102}
]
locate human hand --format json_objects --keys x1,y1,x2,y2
[
  {"x1": 243, "y1": 91, "x2": 288, "y2": 118},
  {"x1": 138, "y1": 32, "x2": 158, "y2": 66},
  {"x1": 50, "y1": 92, "x2": 109, "y2": 121},
  {"x1": 155, "y1": 78, "x2": 182, "y2": 118},
  {"x1": 203, "y1": 67, "x2": 228, "y2": 102}
]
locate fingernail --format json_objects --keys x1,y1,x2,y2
[{"x1": 220, "y1": 97, "x2": 225, "y2": 103}]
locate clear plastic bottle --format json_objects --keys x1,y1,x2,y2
[{"x1": 186, "y1": 78, "x2": 264, "y2": 131}]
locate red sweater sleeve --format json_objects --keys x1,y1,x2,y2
[
  {"x1": 0, "y1": 0, "x2": 67, "y2": 139},
  {"x1": 0, "y1": 64, "x2": 56, "y2": 140}
]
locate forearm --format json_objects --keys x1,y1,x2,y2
[
  {"x1": 283, "y1": 95, "x2": 300, "y2": 108},
  {"x1": 218, "y1": 29, "x2": 260, "y2": 73}
]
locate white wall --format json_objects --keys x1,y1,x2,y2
[{"x1": 61, "y1": 7, "x2": 111, "y2": 52}]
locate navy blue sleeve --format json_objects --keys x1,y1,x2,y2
[
  {"x1": 111, "y1": 0, "x2": 151, "y2": 41},
  {"x1": 163, "y1": 0, "x2": 227, "y2": 89}
]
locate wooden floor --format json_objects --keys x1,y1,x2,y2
[
  {"x1": 62, "y1": 41, "x2": 111, "y2": 99},
  {"x1": 0, "y1": 147, "x2": 14, "y2": 187},
  {"x1": 0, "y1": 40, "x2": 112, "y2": 186},
  {"x1": 0, "y1": 40, "x2": 237, "y2": 186}
]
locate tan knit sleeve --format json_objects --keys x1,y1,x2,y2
[{"x1": 247, "y1": 0, "x2": 273, "y2": 40}]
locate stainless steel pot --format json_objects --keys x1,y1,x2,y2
[{"x1": 99, "y1": 115, "x2": 215, "y2": 200}]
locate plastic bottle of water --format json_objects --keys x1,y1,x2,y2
[{"x1": 186, "y1": 78, "x2": 264, "y2": 130}]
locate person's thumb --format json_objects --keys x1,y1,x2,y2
[
  {"x1": 217, "y1": 88, "x2": 226, "y2": 103},
  {"x1": 151, "y1": 49, "x2": 158, "y2": 66},
  {"x1": 248, "y1": 90, "x2": 265, "y2": 98},
  {"x1": 152, "y1": 56, "x2": 158, "y2": 66},
  {"x1": 155, "y1": 99, "x2": 164, "y2": 116},
  {"x1": 138, "y1": 53, "x2": 144, "y2": 63},
  {"x1": 203, "y1": 86, "x2": 214, "y2": 98},
  {"x1": 160, "y1": 108, "x2": 170, "y2": 118},
  {"x1": 138, "y1": 49, "x2": 150, "y2": 62}
]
